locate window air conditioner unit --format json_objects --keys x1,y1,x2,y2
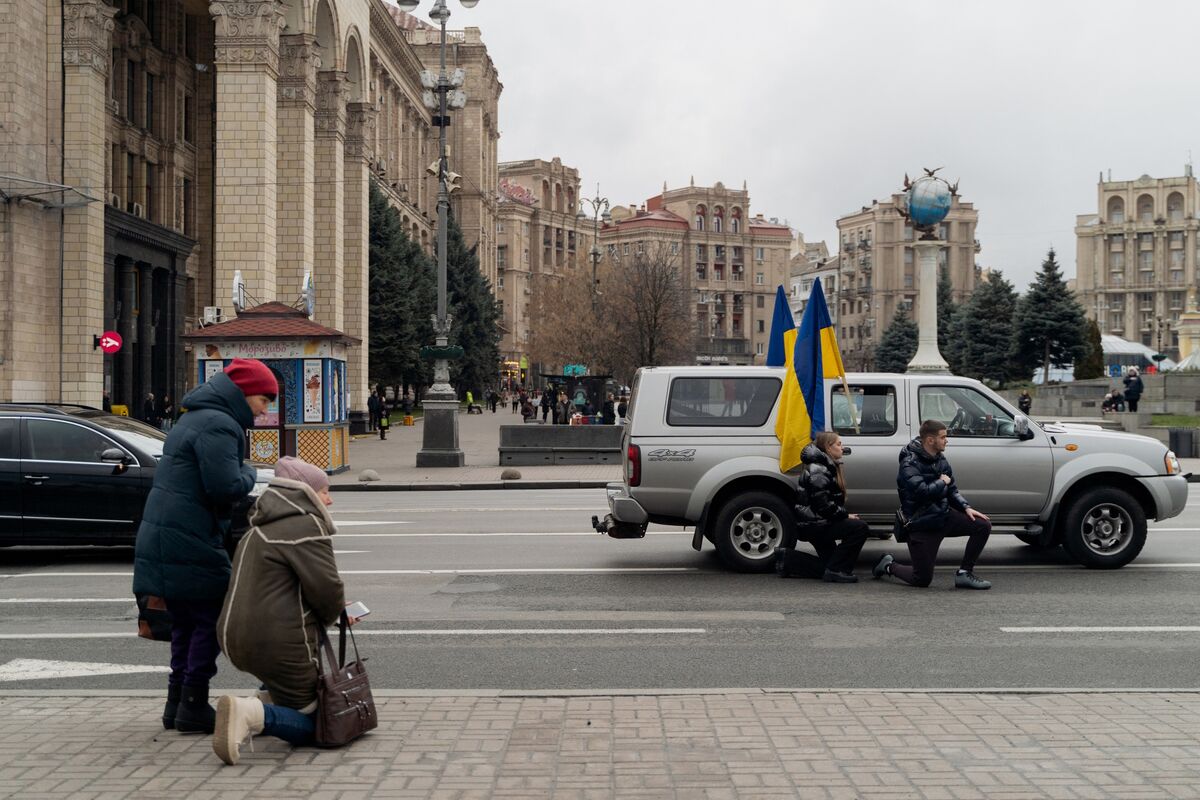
[
  {"x1": 202, "y1": 306, "x2": 221, "y2": 325},
  {"x1": 109, "y1": 193, "x2": 121, "y2": 208},
  {"x1": 130, "y1": 202, "x2": 145, "y2": 218}
]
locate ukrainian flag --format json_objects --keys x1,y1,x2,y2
[
  {"x1": 775, "y1": 277, "x2": 846, "y2": 472},
  {"x1": 765, "y1": 285, "x2": 794, "y2": 367}
]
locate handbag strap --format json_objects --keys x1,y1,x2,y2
[
  {"x1": 338, "y1": 609, "x2": 364, "y2": 666},
  {"x1": 316, "y1": 626, "x2": 338, "y2": 676}
]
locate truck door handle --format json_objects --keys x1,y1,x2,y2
[{"x1": 24, "y1": 475, "x2": 50, "y2": 482}]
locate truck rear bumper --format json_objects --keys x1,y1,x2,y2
[
  {"x1": 1137, "y1": 474, "x2": 1190, "y2": 521},
  {"x1": 591, "y1": 482, "x2": 648, "y2": 539}
]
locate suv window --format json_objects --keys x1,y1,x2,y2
[
  {"x1": 667, "y1": 377, "x2": 780, "y2": 427},
  {"x1": 0, "y1": 418, "x2": 17, "y2": 459},
  {"x1": 919, "y1": 385, "x2": 1017, "y2": 438},
  {"x1": 832, "y1": 384, "x2": 897, "y2": 436},
  {"x1": 27, "y1": 419, "x2": 121, "y2": 463}
]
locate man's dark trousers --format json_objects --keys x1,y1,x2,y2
[{"x1": 889, "y1": 509, "x2": 990, "y2": 587}]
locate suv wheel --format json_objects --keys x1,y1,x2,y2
[
  {"x1": 1060, "y1": 487, "x2": 1146, "y2": 569},
  {"x1": 713, "y1": 491, "x2": 791, "y2": 573}
]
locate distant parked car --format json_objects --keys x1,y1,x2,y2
[{"x1": 0, "y1": 404, "x2": 272, "y2": 547}]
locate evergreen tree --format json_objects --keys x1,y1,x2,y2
[
  {"x1": 956, "y1": 271, "x2": 1023, "y2": 386},
  {"x1": 1011, "y1": 249, "x2": 1088, "y2": 384},
  {"x1": 1074, "y1": 317, "x2": 1105, "y2": 380},
  {"x1": 874, "y1": 307, "x2": 918, "y2": 373},
  {"x1": 368, "y1": 180, "x2": 435, "y2": 393},
  {"x1": 443, "y1": 211, "x2": 501, "y2": 398}
]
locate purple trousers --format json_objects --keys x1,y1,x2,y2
[{"x1": 167, "y1": 599, "x2": 222, "y2": 687}]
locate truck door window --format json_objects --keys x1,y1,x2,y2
[
  {"x1": 831, "y1": 385, "x2": 897, "y2": 435},
  {"x1": 918, "y1": 386, "x2": 1017, "y2": 438},
  {"x1": 667, "y1": 377, "x2": 781, "y2": 427}
]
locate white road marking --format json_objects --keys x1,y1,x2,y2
[
  {"x1": 0, "y1": 598, "x2": 133, "y2": 603},
  {"x1": 0, "y1": 567, "x2": 700, "y2": 579},
  {"x1": 0, "y1": 658, "x2": 169, "y2": 681},
  {"x1": 335, "y1": 507, "x2": 602, "y2": 514},
  {"x1": 1002, "y1": 626, "x2": 1200, "y2": 633},
  {"x1": 333, "y1": 520, "x2": 410, "y2": 527},
  {"x1": 0, "y1": 627, "x2": 706, "y2": 640},
  {"x1": 334, "y1": 531, "x2": 688, "y2": 538},
  {"x1": 332, "y1": 550, "x2": 369, "y2": 555}
]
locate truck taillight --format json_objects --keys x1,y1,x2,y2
[
  {"x1": 626, "y1": 443, "x2": 641, "y2": 487},
  {"x1": 1165, "y1": 450, "x2": 1180, "y2": 475}
]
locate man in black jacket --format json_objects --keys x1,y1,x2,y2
[{"x1": 873, "y1": 419, "x2": 993, "y2": 589}]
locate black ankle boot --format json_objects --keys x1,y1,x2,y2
[
  {"x1": 162, "y1": 683, "x2": 182, "y2": 730},
  {"x1": 175, "y1": 683, "x2": 215, "y2": 734}
]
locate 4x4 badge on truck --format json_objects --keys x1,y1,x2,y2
[{"x1": 646, "y1": 448, "x2": 697, "y2": 462}]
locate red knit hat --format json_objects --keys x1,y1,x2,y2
[{"x1": 224, "y1": 358, "x2": 278, "y2": 399}]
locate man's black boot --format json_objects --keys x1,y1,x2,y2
[
  {"x1": 175, "y1": 683, "x2": 216, "y2": 734},
  {"x1": 162, "y1": 683, "x2": 182, "y2": 730}
]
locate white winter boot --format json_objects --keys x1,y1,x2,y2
[{"x1": 212, "y1": 695, "x2": 265, "y2": 765}]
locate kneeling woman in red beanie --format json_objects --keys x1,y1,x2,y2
[{"x1": 133, "y1": 358, "x2": 278, "y2": 734}]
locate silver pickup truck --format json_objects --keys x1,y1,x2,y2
[{"x1": 594, "y1": 366, "x2": 1189, "y2": 571}]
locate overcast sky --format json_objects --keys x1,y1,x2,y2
[{"x1": 403, "y1": 0, "x2": 1200, "y2": 291}]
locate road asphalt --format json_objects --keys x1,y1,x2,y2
[{"x1": 2, "y1": 480, "x2": 1198, "y2": 797}]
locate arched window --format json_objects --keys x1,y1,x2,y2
[
  {"x1": 1137, "y1": 194, "x2": 1154, "y2": 223},
  {"x1": 694, "y1": 204, "x2": 706, "y2": 231},
  {"x1": 713, "y1": 206, "x2": 723, "y2": 233},
  {"x1": 555, "y1": 184, "x2": 563, "y2": 213},
  {"x1": 541, "y1": 180, "x2": 550, "y2": 209},
  {"x1": 1167, "y1": 191, "x2": 1184, "y2": 222},
  {"x1": 1107, "y1": 196, "x2": 1124, "y2": 224},
  {"x1": 730, "y1": 207, "x2": 742, "y2": 234},
  {"x1": 713, "y1": 216, "x2": 722, "y2": 233},
  {"x1": 567, "y1": 188, "x2": 575, "y2": 213}
]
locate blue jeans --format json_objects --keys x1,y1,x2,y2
[{"x1": 263, "y1": 704, "x2": 316, "y2": 746}]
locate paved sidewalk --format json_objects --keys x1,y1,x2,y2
[
  {"x1": 331, "y1": 410, "x2": 620, "y2": 490},
  {"x1": 3, "y1": 690, "x2": 1200, "y2": 799}
]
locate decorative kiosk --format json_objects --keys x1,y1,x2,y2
[{"x1": 183, "y1": 302, "x2": 359, "y2": 473}]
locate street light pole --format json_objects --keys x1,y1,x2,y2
[
  {"x1": 578, "y1": 185, "x2": 610, "y2": 311},
  {"x1": 399, "y1": 0, "x2": 480, "y2": 467}
]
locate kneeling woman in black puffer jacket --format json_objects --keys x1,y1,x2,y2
[{"x1": 776, "y1": 431, "x2": 870, "y2": 582}]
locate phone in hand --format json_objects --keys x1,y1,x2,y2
[{"x1": 344, "y1": 601, "x2": 370, "y2": 619}]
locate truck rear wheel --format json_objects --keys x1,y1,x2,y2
[
  {"x1": 713, "y1": 491, "x2": 791, "y2": 573},
  {"x1": 1060, "y1": 487, "x2": 1146, "y2": 569}
]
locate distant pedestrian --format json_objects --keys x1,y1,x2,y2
[
  {"x1": 160, "y1": 395, "x2": 175, "y2": 431},
  {"x1": 617, "y1": 394, "x2": 629, "y2": 420},
  {"x1": 602, "y1": 392, "x2": 617, "y2": 425},
  {"x1": 133, "y1": 359, "x2": 276, "y2": 734},
  {"x1": 520, "y1": 398, "x2": 535, "y2": 421},
  {"x1": 511, "y1": 391, "x2": 520, "y2": 413},
  {"x1": 1123, "y1": 367, "x2": 1144, "y2": 412},
  {"x1": 556, "y1": 393, "x2": 573, "y2": 426},
  {"x1": 1017, "y1": 390, "x2": 1032, "y2": 415},
  {"x1": 143, "y1": 392, "x2": 159, "y2": 426},
  {"x1": 540, "y1": 388, "x2": 553, "y2": 423},
  {"x1": 873, "y1": 419, "x2": 993, "y2": 590},
  {"x1": 102, "y1": 389, "x2": 112, "y2": 413},
  {"x1": 367, "y1": 391, "x2": 382, "y2": 431},
  {"x1": 212, "y1": 457, "x2": 357, "y2": 765}
]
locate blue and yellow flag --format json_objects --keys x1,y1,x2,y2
[
  {"x1": 765, "y1": 285, "x2": 794, "y2": 368},
  {"x1": 775, "y1": 277, "x2": 847, "y2": 472}
]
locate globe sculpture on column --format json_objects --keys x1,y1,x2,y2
[{"x1": 898, "y1": 168, "x2": 957, "y2": 373}]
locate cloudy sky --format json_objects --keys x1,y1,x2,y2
[{"x1": 402, "y1": 0, "x2": 1200, "y2": 290}]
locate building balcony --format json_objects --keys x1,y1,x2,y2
[
  {"x1": 695, "y1": 336, "x2": 748, "y2": 356},
  {"x1": 844, "y1": 241, "x2": 857, "y2": 253}
]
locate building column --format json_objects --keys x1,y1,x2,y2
[
  {"x1": 117, "y1": 258, "x2": 137, "y2": 408},
  {"x1": 276, "y1": 33, "x2": 320, "y2": 304},
  {"x1": 313, "y1": 71, "x2": 346, "y2": 329},
  {"x1": 210, "y1": 0, "x2": 285, "y2": 305},
  {"x1": 138, "y1": 264, "x2": 154, "y2": 407},
  {"x1": 343, "y1": 102, "x2": 376, "y2": 428},
  {"x1": 61, "y1": 0, "x2": 117, "y2": 404}
]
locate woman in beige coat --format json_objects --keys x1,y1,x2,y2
[{"x1": 212, "y1": 457, "x2": 353, "y2": 765}]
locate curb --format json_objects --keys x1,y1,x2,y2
[
  {"x1": 330, "y1": 479, "x2": 612, "y2": 492},
  {"x1": 3, "y1": 687, "x2": 1200, "y2": 698}
]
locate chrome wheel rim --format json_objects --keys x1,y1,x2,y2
[
  {"x1": 729, "y1": 506, "x2": 783, "y2": 560},
  {"x1": 1079, "y1": 503, "x2": 1133, "y2": 556}
]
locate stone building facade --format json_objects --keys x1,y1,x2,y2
[
  {"x1": 0, "y1": 0, "x2": 499, "y2": 423},
  {"x1": 834, "y1": 194, "x2": 980, "y2": 370},
  {"x1": 1075, "y1": 168, "x2": 1200, "y2": 358},
  {"x1": 599, "y1": 182, "x2": 793, "y2": 365},
  {"x1": 493, "y1": 157, "x2": 593, "y2": 368}
]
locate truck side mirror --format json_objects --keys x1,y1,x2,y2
[{"x1": 1014, "y1": 414, "x2": 1035, "y2": 441}]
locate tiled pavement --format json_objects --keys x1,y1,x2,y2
[{"x1": 4, "y1": 690, "x2": 1200, "y2": 799}]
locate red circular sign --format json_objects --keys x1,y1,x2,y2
[{"x1": 98, "y1": 331, "x2": 123, "y2": 354}]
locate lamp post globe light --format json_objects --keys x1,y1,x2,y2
[
  {"x1": 398, "y1": 0, "x2": 481, "y2": 467},
  {"x1": 577, "y1": 186, "x2": 611, "y2": 311}
]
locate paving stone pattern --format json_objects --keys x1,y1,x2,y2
[{"x1": 3, "y1": 691, "x2": 1200, "y2": 799}]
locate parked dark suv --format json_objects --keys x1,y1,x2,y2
[{"x1": 0, "y1": 404, "x2": 270, "y2": 546}]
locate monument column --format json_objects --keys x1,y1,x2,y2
[
  {"x1": 907, "y1": 239, "x2": 950, "y2": 373},
  {"x1": 210, "y1": 0, "x2": 286, "y2": 305},
  {"x1": 61, "y1": 0, "x2": 117, "y2": 404},
  {"x1": 313, "y1": 71, "x2": 347, "y2": 329},
  {"x1": 343, "y1": 101, "x2": 376, "y2": 429},
  {"x1": 276, "y1": 33, "x2": 320, "y2": 304}
]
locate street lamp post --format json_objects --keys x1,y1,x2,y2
[
  {"x1": 577, "y1": 186, "x2": 610, "y2": 311},
  {"x1": 398, "y1": 0, "x2": 479, "y2": 467}
]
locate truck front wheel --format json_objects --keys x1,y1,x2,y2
[
  {"x1": 1060, "y1": 487, "x2": 1147, "y2": 569},
  {"x1": 713, "y1": 491, "x2": 791, "y2": 573}
]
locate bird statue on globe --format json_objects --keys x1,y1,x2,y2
[{"x1": 898, "y1": 167, "x2": 959, "y2": 240}]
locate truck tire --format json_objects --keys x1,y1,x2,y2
[
  {"x1": 712, "y1": 491, "x2": 791, "y2": 573},
  {"x1": 1060, "y1": 487, "x2": 1146, "y2": 569}
]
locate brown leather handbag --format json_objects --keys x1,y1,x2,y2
[
  {"x1": 314, "y1": 612, "x2": 377, "y2": 746},
  {"x1": 136, "y1": 594, "x2": 172, "y2": 641}
]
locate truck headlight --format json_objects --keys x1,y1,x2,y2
[{"x1": 1165, "y1": 450, "x2": 1180, "y2": 475}]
